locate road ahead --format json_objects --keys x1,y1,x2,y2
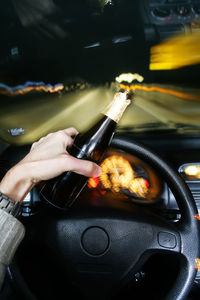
[{"x1": 0, "y1": 83, "x2": 200, "y2": 145}]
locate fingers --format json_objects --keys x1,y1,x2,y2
[
  {"x1": 61, "y1": 155, "x2": 101, "y2": 178},
  {"x1": 63, "y1": 128, "x2": 79, "y2": 149},
  {"x1": 62, "y1": 127, "x2": 79, "y2": 137},
  {"x1": 30, "y1": 128, "x2": 78, "y2": 152},
  {"x1": 53, "y1": 129, "x2": 78, "y2": 149},
  {"x1": 27, "y1": 127, "x2": 101, "y2": 182},
  {"x1": 28, "y1": 155, "x2": 101, "y2": 183}
]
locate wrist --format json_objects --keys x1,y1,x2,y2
[{"x1": 0, "y1": 163, "x2": 34, "y2": 203}]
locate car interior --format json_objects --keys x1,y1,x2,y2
[{"x1": 0, "y1": 0, "x2": 200, "y2": 299}]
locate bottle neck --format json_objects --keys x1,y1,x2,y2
[{"x1": 102, "y1": 91, "x2": 132, "y2": 123}]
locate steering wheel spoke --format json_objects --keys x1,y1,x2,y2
[{"x1": 143, "y1": 215, "x2": 181, "y2": 255}]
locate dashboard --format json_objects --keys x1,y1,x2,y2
[
  {"x1": 1, "y1": 131, "x2": 200, "y2": 217},
  {"x1": 0, "y1": 131, "x2": 200, "y2": 299},
  {"x1": 140, "y1": 0, "x2": 200, "y2": 43},
  {"x1": 87, "y1": 149, "x2": 163, "y2": 202}
]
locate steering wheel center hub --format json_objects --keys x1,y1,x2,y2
[{"x1": 81, "y1": 226, "x2": 109, "y2": 255}]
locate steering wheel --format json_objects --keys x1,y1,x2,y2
[{"x1": 8, "y1": 134, "x2": 200, "y2": 300}]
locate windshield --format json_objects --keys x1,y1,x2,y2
[{"x1": 0, "y1": 0, "x2": 200, "y2": 145}]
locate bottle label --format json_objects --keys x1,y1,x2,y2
[{"x1": 103, "y1": 92, "x2": 131, "y2": 123}]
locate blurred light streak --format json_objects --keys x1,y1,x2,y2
[
  {"x1": 116, "y1": 73, "x2": 144, "y2": 83},
  {"x1": 120, "y1": 84, "x2": 200, "y2": 102},
  {"x1": 150, "y1": 29, "x2": 200, "y2": 70},
  {"x1": 0, "y1": 81, "x2": 64, "y2": 96},
  {"x1": 84, "y1": 42, "x2": 100, "y2": 48},
  {"x1": 112, "y1": 35, "x2": 132, "y2": 44}
]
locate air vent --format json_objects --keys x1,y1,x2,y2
[
  {"x1": 185, "y1": 180, "x2": 200, "y2": 285},
  {"x1": 186, "y1": 181, "x2": 200, "y2": 213}
]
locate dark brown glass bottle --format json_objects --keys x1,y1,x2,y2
[{"x1": 40, "y1": 90, "x2": 133, "y2": 209}]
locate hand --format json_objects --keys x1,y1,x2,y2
[{"x1": 0, "y1": 128, "x2": 100, "y2": 202}]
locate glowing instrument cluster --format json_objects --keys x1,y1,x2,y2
[
  {"x1": 88, "y1": 151, "x2": 162, "y2": 202},
  {"x1": 99, "y1": 155, "x2": 149, "y2": 197}
]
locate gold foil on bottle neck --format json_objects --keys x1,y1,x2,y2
[{"x1": 103, "y1": 92, "x2": 131, "y2": 123}]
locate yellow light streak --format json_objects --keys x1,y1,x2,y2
[{"x1": 150, "y1": 29, "x2": 200, "y2": 70}]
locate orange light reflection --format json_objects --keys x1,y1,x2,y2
[
  {"x1": 195, "y1": 258, "x2": 200, "y2": 270},
  {"x1": 120, "y1": 84, "x2": 200, "y2": 102},
  {"x1": 88, "y1": 176, "x2": 99, "y2": 188},
  {"x1": 194, "y1": 214, "x2": 200, "y2": 221}
]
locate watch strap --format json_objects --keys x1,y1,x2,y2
[{"x1": 0, "y1": 192, "x2": 22, "y2": 217}]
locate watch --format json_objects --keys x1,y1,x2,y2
[{"x1": 0, "y1": 192, "x2": 22, "y2": 217}]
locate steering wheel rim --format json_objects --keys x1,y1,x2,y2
[
  {"x1": 8, "y1": 134, "x2": 200, "y2": 300},
  {"x1": 112, "y1": 134, "x2": 200, "y2": 299}
]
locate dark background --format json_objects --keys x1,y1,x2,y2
[{"x1": 0, "y1": 0, "x2": 199, "y2": 87}]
